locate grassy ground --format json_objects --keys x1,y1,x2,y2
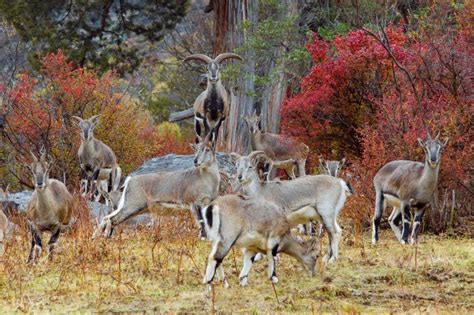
[{"x1": 0, "y1": 214, "x2": 472, "y2": 314}]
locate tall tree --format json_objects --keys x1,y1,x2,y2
[
  {"x1": 208, "y1": 0, "x2": 307, "y2": 153},
  {"x1": 0, "y1": 0, "x2": 188, "y2": 75}
]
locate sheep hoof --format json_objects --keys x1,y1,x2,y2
[
  {"x1": 253, "y1": 253, "x2": 263, "y2": 261},
  {"x1": 223, "y1": 279, "x2": 229, "y2": 288},
  {"x1": 271, "y1": 276, "x2": 279, "y2": 284},
  {"x1": 400, "y1": 239, "x2": 407, "y2": 245},
  {"x1": 239, "y1": 276, "x2": 248, "y2": 287}
]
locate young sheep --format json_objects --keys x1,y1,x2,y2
[
  {"x1": 233, "y1": 151, "x2": 352, "y2": 263},
  {"x1": 244, "y1": 113, "x2": 309, "y2": 179},
  {"x1": 184, "y1": 53, "x2": 243, "y2": 142},
  {"x1": 25, "y1": 150, "x2": 73, "y2": 263},
  {"x1": 201, "y1": 194, "x2": 319, "y2": 287},
  {"x1": 72, "y1": 115, "x2": 121, "y2": 202}
]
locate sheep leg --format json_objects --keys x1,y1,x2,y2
[
  {"x1": 191, "y1": 203, "x2": 207, "y2": 240},
  {"x1": 194, "y1": 115, "x2": 203, "y2": 143},
  {"x1": 216, "y1": 264, "x2": 229, "y2": 288},
  {"x1": 372, "y1": 188, "x2": 384, "y2": 244},
  {"x1": 203, "y1": 238, "x2": 233, "y2": 285},
  {"x1": 388, "y1": 207, "x2": 402, "y2": 241},
  {"x1": 400, "y1": 203, "x2": 411, "y2": 244},
  {"x1": 90, "y1": 168, "x2": 101, "y2": 201},
  {"x1": 80, "y1": 168, "x2": 89, "y2": 196},
  {"x1": 27, "y1": 228, "x2": 42, "y2": 263},
  {"x1": 266, "y1": 239, "x2": 280, "y2": 283},
  {"x1": 47, "y1": 228, "x2": 61, "y2": 259},
  {"x1": 211, "y1": 116, "x2": 224, "y2": 141},
  {"x1": 410, "y1": 207, "x2": 426, "y2": 244},
  {"x1": 321, "y1": 213, "x2": 341, "y2": 264},
  {"x1": 239, "y1": 249, "x2": 257, "y2": 286}
]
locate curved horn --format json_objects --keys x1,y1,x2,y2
[
  {"x1": 183, "y1": 54, "x2": 213, "y2": 64},
  {"x1": 71, "y1": 116, "x2": 83, "y2": 123},
  {"x1": 248, "y1": 151, "x2": 268, "y2": 165},
  {"x1": 215, "y1": 53, "x2": 243, "y2": 64},
  {"x1": 30, "y1": 151, "x2": 38, "y2": 163},
  {"x1": 434, "y1": 131, "x2": 440, "y2": 140}
]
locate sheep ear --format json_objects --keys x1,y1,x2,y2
[{"x1": 190, "y1": 143, "x2": 198, "y2": 152}]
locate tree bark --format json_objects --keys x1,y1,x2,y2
[{"x1": 211, "y1": 0, "x2": 302, "y2": 153}]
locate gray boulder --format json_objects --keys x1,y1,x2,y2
[
  {"x1": 130, "y1": 152, "x2": 236, "y2": 177},
  {"x1": 1, "y1": 152, "x2": 236, "y2": 226}
]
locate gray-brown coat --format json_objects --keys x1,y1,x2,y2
[
  {"x1": 95, "y1": 133, "x2": 221, "y2": 238},
  {"x1": 72, "y1": 115, "x2": 121, "y2": 199},
  {"x1": 372, "y1": 133, "x2": 448, "y2": 245},
  {"x1": 244, "y1": 113, "x2": 308, "y2": 178},
  {"x1": 26, "y1": 151, "x2": 73, "y2": 263},
  {"x1": 234, "y1": 151, "x2": 351, "y2": 263},
  {"x1": 202, "y1": 194, "x2": 319, "y2": 287}
]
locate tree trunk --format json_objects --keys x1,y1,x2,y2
[
  {"x1": 212, "y1": 0, "x2": 257, "y2": 154},
  {"x1": 212, "y1": 0, "x2": 301, "y2": 153}
]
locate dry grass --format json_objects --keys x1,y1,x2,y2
[{"x1": 0, "y1": 212, "x2": 472, "y2": 314}]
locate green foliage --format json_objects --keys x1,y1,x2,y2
[
  {"x1": 317, "y1": 22, "x2": 351, "y2": 40},
  {"x1": 145, "y1": 95, "x2": 181, "y2": 123},
  {"x1": 0, "y1": 0, "x2": 188, "y2": 75},
  {"x1": 156, "y1": 122, "x2": 183, "y2": 140},
  {"x1": 231, "y1": 0, "x2": 310, "y2": 104}
]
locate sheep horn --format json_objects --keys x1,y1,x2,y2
[
  {"x1": 248, "y1": 151, "x2": 268, "y2": 165},
  {"x1": 183, "y1": 54, "x2": 213, "y2": 64},
  {"x1": 30, "y1": 151, "x2": 38, "y2": 163},
  {"x1": 215, "y1": 53, "x2": 243, "y2": 64}
]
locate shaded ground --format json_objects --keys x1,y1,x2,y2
[{"x1": 0, "y1": 215, "x2": 472, "y2": 313}]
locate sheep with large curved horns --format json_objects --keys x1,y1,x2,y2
[{"x1": 184, "y1": 52, "x2": 243, "y2": 143}]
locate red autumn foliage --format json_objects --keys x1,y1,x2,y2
[
  {"x1": 2, "y1": 51, "x2": 191, "y2": 190},
  {"x1": 281, "y1": 23, "x2": 473, "y2": 231}
]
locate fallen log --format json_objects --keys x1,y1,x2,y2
[{"x1": 169, "y1": 108, "x2": 194, "y2": 122}]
